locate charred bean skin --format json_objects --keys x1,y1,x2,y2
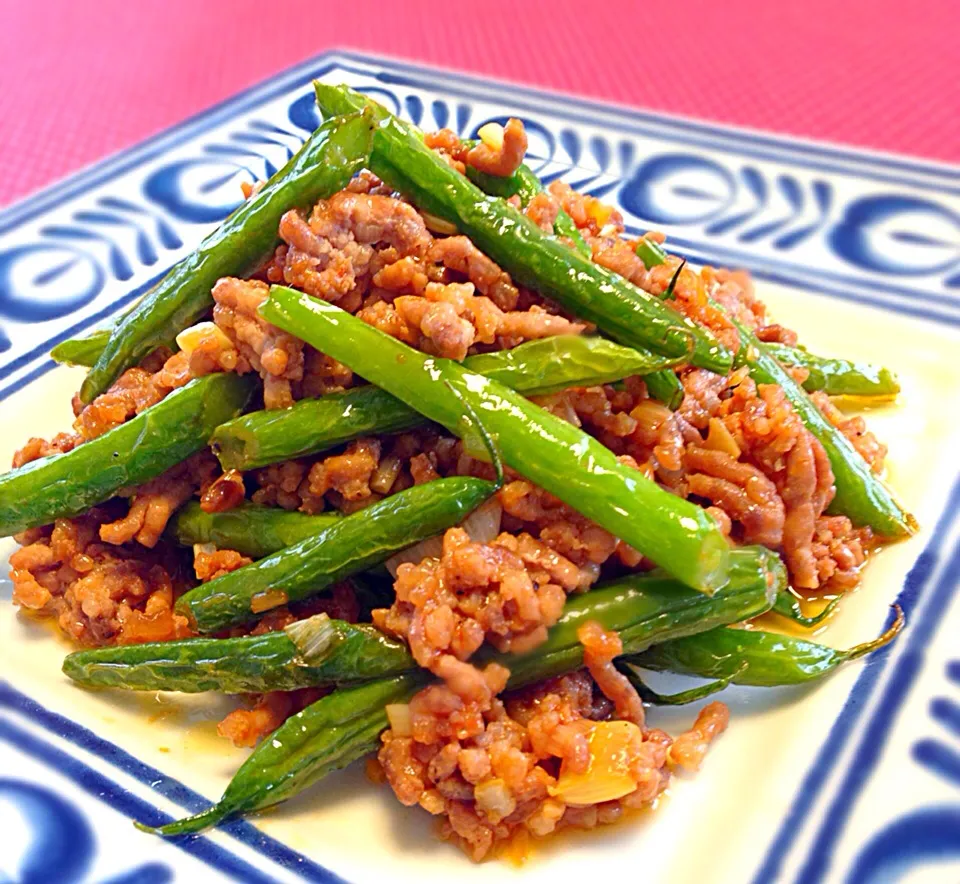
[
  {"x1": 211, "y1": 336, "x2": 680, "y2": 471},
  {"x1": 261, "y1": 286, "x2": 732, "y2": 595},
  {"x1": 62, "y1": 617, "x2": 415, "y2": 693},
  {"x1": 77, "y1": 112, "x2": 375, "y2": 401},
  {"x1": 0, "y1": 373, "x2": 254, "y2": 537},
  {"x1": 313, "y1": 83, "x2": 731, "y2": 375}
]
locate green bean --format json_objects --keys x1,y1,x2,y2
[
  {"x1": 65, "y1": 545, "x2": 779, "y2": 695},
  {"x1": 138, "y1": 672, "x2": 428, "y2": 837},
  {"x1": 622, "y1": 606, "x2": 903, "y2": 694},
  {"x1": 313, "y1": 83, "x2": 731, "y2": 374},
  {"x1": 765, "y1": 343, "x2": 900, "y2": 398},
  {"x1": 169, "y1": 501, "x2": 343, "y2": 559},
  {"x1": 0, "y1": 374, "x2": 254, "y2": 538},
  {"x1": 175, "y1": 476, "x2": 495, "y2": 632},
  {"x1": 643, "y1": 369, "x2": 684, "y2": 409},
  {"x1": 635, "y1": 238, "x2": 668, "y2": 269},
  {"x1": 51, "y1": 325, "x2": 117, "y2": 367},
  {"x1": 261, "y1": 286, "x2": 731, "y2": 594},
  {"x1": 78, "y1": 112, "x2": 375, "y2": 402},
  {"x1": 63, "y1": 614, "x2": 416, "y2": 693},
  {"x1": 731, "y1": 317, "x2": 914, "y2": 537},
  {"x1": 142, "y1": 547, "x2": 778, "y2": 836},
  {"x1": 211, "y1": 336, "x2": 680, "y2": 471},
  {"x1": 465, "y1": 158, "x2": 591, "y2": 257},
  {"x1": 495, "y1": 544, "x2": 781, "y2": 686}
]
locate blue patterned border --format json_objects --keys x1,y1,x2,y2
[
  {"x1": 0, "y1": 682, "x2": 344, "y2": 883},
  {"x1": 754, "y1": 476, "x2": 960, "y2": 883},
  {"x1": 1, "y1": 50, "x2": 958, "y2": 403}
]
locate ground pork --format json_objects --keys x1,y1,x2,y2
[
  {"x1": 373, "y1": 527, "x2": 581, "y2": 682},
  {"x1": 259, "y1": 188, "x2": 580, "y2": 360},
  {"x1": 424, "y1": 120, "x2": 528, "y2": 180},
  {"x1": 531, "y1": 373, "x2": 871, "y2": 591},
  {"x1": 10, "y1": 510, "x2": 192, "y2": 645},
  {"x1": 811, "y1": 391, "x2": 888, "y2": 474},
  {"x1": 211, "y1": 276, "x2": 306, "y2": 409},
  {"x1": 99, "y1": 453, "x2": 218, "y2": 548},
  {"x1": 377, "y1": 638, "x2": 725, "y2": 861}
]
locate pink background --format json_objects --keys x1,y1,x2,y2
[{"x1": 1, "y1": 0, "x2": 956, "y2": 208}]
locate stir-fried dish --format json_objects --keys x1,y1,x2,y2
[{"x1": 1, "y1": 84, "x2": 912, "y2": 861}]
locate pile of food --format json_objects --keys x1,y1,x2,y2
[{"x1": 0, "y1": 83, "x2": 911, "y2": 861}]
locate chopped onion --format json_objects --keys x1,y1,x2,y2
[
  {"x1": 384, "y1": 535, "x2": 445, "y2": 578},
  {"x1": 474, "y1": 778, "x2": 517, "y2": 823},
  {"x1": 175, "y1": 321, "x2": 233, "y2": 356},
  {"x1": 384, "y1": 499, "x2": 502, "y2": 577},
  {"x1": 477, "y1": 122, "x2": 505, "y2": 151},
  {"x1": 192, "y1": 543, "x2": 216, "y2": 556},
  {"x1": 385, "y1": 703, "x2": 412, "y2": 737},
  {"x1": 283, "y1": 613, "x2": 337, "y2": 662},
  {"x1": 420, "y1": 212, "x2": 459, "y2": 236},
  {"x1": 461, "y1": 498, "x2": 502, "y2": 544}
]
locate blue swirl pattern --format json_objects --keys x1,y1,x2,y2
[{"x1": 0, "y1": 779, "x2": 173, "y2": 884}]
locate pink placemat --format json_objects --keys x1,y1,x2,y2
[{"x1": 1, "y1": 0, "x2": 956, "y2": 208}]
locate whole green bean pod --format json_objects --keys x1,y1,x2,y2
[
  {"x1": 731, "y1": 318, "x2": 914, "y2": 537},
  {"x1": 211, "y1": 335, "x2": 680, "y2": 471},
  {"x1": 261, "y1": 286, "x2": 732, "y2": 594},
  {"x1": 142, "y1": 547, "x2": 778, "y2": 836},
  {"x1": 175, "y1": 476, "x2": 495, "y2": 632},
  {"x1": 313, "y1": 83, "x2": 731, "y2": 374},
  {"x1": 63, "y1": 614, "x2": 416, "y2": 693},
  {"x1": 64, "y1": 545, "x2": 779, "y2": 695},
  {"x1": 764, "y1": 343, "x2": 900, "y2": 398},
  {"x1": 169, "y1": 501, "x2": 343, "y2": 559},
  {"x1": 0, "y1": 374, "x2": 254, "y2": 538},
  {"x1": 78, "y1": 112, "x2": 375, "y2": 402},
  {"x1": 465, "y1": 158, "x2": 591, "y2": 257},
  {"x1": 624, "y1": 606, "x2": 903, "y2": 689},
  {"x1": 138, "y1": 672, "x2": 428, "y2": 837}
]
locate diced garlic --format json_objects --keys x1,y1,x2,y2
[
  {"x1": 175, "y1": 321, "x2": 233, "y2": 356},
  {"x1": 705, "y1": 417, "x2": 741, "y2": 459},
  {"x1": 477, "y1": 122, "x2": 504, "y2": 151}
]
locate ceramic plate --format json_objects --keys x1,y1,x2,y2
[{"x1": 2, "y1": 51, "x2": 959, "y2": 884}]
